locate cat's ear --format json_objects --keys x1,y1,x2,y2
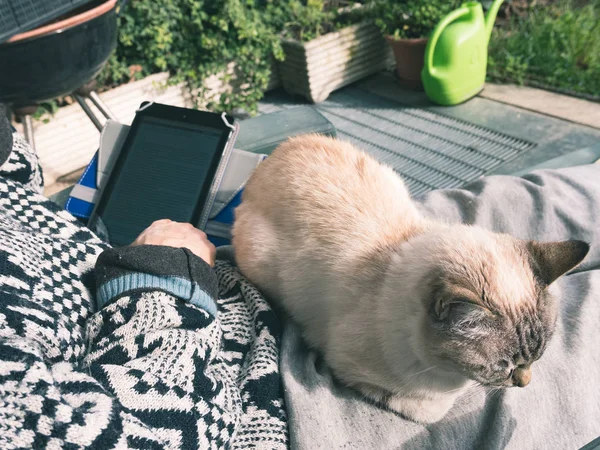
[{"x1": 526, "y1": 240, "x2": 590, "y2": 286}]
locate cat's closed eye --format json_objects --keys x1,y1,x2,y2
[{"x1": 446, "y1": 299, "x2": 491, "y2": 327}]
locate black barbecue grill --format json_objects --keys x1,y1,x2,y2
[{"x1": 0, "y1": 0, "x2": 121, "y2": 148}]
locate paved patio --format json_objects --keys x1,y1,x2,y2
[{"x1": 259, "y1": 71, "x2": 600, "y2": 196}]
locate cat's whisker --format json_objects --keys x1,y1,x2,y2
[
  {"x1": 485, "y1": 387, "x2": 504, "y2": 399},
  {"x1": 442, "y1": 384, "x2": 472, "y2": 395},
  {"x1": 406, "y1": 365, "x2": 438, "y2": 379},
  {"x1": 396, "y1": 365, "x2": 438, "y2": 391},
  {"x1": 461, "y1": 384, "x2": 507, "y2": 403},
  {"x1": 458, "y1": 384, "x2": 487, "y2": 402}
]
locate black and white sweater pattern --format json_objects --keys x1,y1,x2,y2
[{"x1": 0, "y1": 131, "x2": 288, "y2": 449}]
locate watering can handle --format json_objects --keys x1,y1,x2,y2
[{"x1": 425, "y1": 6, "x2": 471, "y2": 74}]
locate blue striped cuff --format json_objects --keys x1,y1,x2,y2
[{"x1": 97, "y1": 273, "x2": 218, "y2": 317}]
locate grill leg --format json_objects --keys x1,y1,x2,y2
[
  {"x1": 74, "y1": 95, "x2": 103, "y2": 131},
  {"x1": 74, "y1": 80, "x2": 118, "y2": 129},
  {"x1": 13, "y1": 106, "x2": 38, "y2": 151},
  {"x1": 88, "y1": 91, "x2": 117, "y2": 121},
  {"x1": 22, "y1": 115, "x2": 35, "y2": 150}
]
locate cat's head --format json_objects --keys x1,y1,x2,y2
[{"x1": 385, "y1": 226, "x2": 589, "y2": 388}]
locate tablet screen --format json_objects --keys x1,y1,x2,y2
[{"x1": 96, "y1": 115, "x2": 228, "y2": 246}]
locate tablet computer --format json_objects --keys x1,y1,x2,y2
[{"x1": 89, "y1": 102, "x2": 239, "y2": 246}]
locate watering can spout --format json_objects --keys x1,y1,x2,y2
[{"x1": 485, "y1": 0, "x2": 505, "y2": 41}]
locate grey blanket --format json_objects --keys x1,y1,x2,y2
[{"x1": 281, "y1": 165, "x2": 600, "y2": 449}]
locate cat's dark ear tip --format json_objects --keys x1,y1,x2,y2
[
  {"x1": 570, "y1": 239, "x2": 591, "y2": 262},
  {"x1": 527, "y1": 239, "x2": 591, "y2": 286}
]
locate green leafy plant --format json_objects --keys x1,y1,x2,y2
[
  {"x1": 370, "y1": 0, "x2": 463, "y2": 39},
  {"x1": 264, "y1": 0, "x2": 367, "y2": 42},
  {"x1": 89, "y1": 1, "x2": 369, "y2": 115},
  {"x1": 487, "y1": 0, "x2": 600, "y2": 98},
  {"x1": 488, "y1": 52, "x2": 528, "y2": 84},
  {"x1": 97, "y1": 0, "x2": 285, "y2": 114},
  {"x1": 32, "y1": 101, "x2": 60, "y2": 123}
]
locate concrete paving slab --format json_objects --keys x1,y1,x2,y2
[{"x1": 481, "y1": 83, "x2": 600, "y2": 130}]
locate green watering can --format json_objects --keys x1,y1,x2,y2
[{"x1": 421, "y1": 0, "x2": 504, "y2": 106}]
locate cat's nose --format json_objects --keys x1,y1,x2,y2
[{"x1": 512, "y1": 366, "x2": 531, "y2": 387}]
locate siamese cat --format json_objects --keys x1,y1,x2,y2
[{"x1": 232, "y1": 134, "x2": 588, "y2": 423}]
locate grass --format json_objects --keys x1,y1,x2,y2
[{"x1": 487, "y1": 0, "x2": 600, "y2": 99}]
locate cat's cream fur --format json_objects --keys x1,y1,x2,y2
[{"x1": 232, "y1": 134, "x2": 588, "y2": 423}]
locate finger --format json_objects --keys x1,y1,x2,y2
[
  {"x1": 131, "y1": 227, "x2": 151, "y2": 245},
  {"x1": 161, "y1": 221, "x2": 194, "y2": 234},
  {"x1": 179, "y1": 223, "x2": 204, "y2": 238},
  {"x1": 183, "y1": 225, "x2": 206, "y2": 238},
  {"x1": 140, "y1": 220, "x2": 172, "y2": 238},
  {"x1": 160, "y1": 238, "x2": 187, "y2": 248},
  {"x1": 151, "y1": 218, "x2": 172, "y2": 226},
  {"x1": 147, "y1": 222, "x2": 181, "y2": 238}
]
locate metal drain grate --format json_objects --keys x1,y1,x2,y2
[{"x1": 316, "y1": 87, "x2": 537, "y2": 197}]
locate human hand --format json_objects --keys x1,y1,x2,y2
[{"x1": 131, "y1": 219, "x2": 216, "y2": 267}]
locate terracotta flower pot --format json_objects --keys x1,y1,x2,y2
[{"x1": 385, "y1": 36, "x2": 428, "y2": 91}]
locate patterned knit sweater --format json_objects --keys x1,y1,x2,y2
[{"x1": 0, "y1": 130, "x2": 289, "y2": 449}]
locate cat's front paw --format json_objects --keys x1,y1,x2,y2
[
  {"x1": 386, "y1": 394, "x2": 455, "y2": 424},
  {"x1": 357, "y1": 384, "x2": 455, "y2": 424}
]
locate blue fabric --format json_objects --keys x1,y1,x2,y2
[
  {"x1": 67, "y1": 197, "x2": 95, "y2": 219},
  {"x1": 208, "y1": 190, "x2": 245, "y2": 246},
  {"x1": 208, "y1": 235, "x2": 231, "y2": 247},
  {"x1": 65, "y1": 152, "x2": 99, "y2": 218},
  {"x1": 212, "y1": 190, "x2": 244, "y2": 224},
  {"x1": 97, "y1": 273, "x2": 218, "y2": 317}
]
